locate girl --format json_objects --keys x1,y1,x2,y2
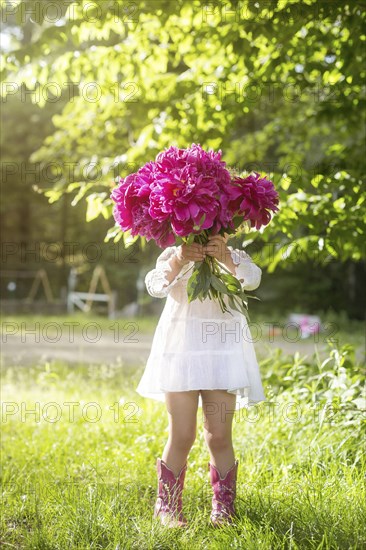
[{"x1": 136, "y1": 233, "x2": 265, "y2": 528}]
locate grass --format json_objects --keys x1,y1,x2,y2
[{"x1": 1, "y1": 336, "x2": 365, "y2": 549}]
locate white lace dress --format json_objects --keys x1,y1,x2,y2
[{"x1": 135, "y1": 245, "x2": 266, "y2": 410}]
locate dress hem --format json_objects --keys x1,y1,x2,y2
[{"x1": 135, "y1": 386, "x2": 266, "y2": 409}]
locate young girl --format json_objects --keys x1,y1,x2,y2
[{"x1": 136, "y1": 233, "x2": 265, "y2": 528}]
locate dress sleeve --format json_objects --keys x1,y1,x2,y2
[
  {"x1": 144, "y1": 246, "x2": 184, "y2": 299},
  {"x1": 228, "y1": 247, "x2": 262, "y2": 291}
]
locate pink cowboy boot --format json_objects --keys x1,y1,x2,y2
[
  {"x1": 208, "y1": 459, "x2": 239, "y2": 526},
  {"x1": 153, "y1": 458, "x2": 188, "y2": 528}
]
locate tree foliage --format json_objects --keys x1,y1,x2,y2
[{"x1": 1, "y1": 0, "x2": 365, "y2": 268}]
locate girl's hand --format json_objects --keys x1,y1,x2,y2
[
  {"x1": 176, "y1": 242, "x2": 205, "y2": 265},
  {"x1": 204, "y1": 234, "x2": 230, "y2": 263}
]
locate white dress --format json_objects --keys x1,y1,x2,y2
[{"x1": 135, "y1": 245, "x2": 266, "y2": 410}]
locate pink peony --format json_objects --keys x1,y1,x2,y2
[
  {"x1": 110, "y1": 145, "x2": 280, "y2": 317},
  {"x1": 229, "y1": 172, "x2": 280, "y2": 230},
  {"x1": 149, "y1": 144, "x2": 234, "y2": 236},
  {"x1": 110, "y1": 163, "x2": 175, "y2": 247},
  {"x1": 110, "y1": 145, "x2": 280, "y2": 249}
]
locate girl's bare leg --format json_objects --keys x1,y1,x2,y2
[
  {"x1": 200, "y1": 389, "x2": 237, "y2": 476},
  {"x1": 162, "y1": 390, "x2": 200, "y2": 477}
]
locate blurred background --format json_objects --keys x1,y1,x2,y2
[{"x1": 1, "y1": 0, "x2": 365, "y2": 323}]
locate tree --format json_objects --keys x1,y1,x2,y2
[{"x1": 1, "y1": 0, "x2": 365, "y2": 272}]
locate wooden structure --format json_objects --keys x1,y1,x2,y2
[
  {"x1": 0, "y1": 269, "x2": 55, "y2": 303},
  {"x1": 67, "y1": 265, "x2": 117, "y2": 319}
]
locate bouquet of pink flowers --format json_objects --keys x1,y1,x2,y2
[{"x1": 110, "y1": 144, "x2": 279, "y2": 317}]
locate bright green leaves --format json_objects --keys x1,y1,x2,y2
[
  {"x1": 221, "y1": 273, "x2": 242, "y2": 293},
  {"x1": 210, "y1": 274, "x2": 229, "y2": 294},
  {"x1": 187, "y1": 260, "x2": 211, "y2": 302},
  {"x1": 1, "y1": 0, "x2": 364, "y2": 265},
  {"x1": 187, "y1": 258, "x2": 252, "y2": 319},
  {"x1": 85, "y1": 192, "x2": 110, "y2": 221},
  {"x1": 187, "y1": 263, "x2": 206, "y2": 302}
]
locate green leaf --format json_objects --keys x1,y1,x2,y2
[
  {"x1": 200, "y1": 262, "x2": 212, "y2": 294},
  {"x1": 104, "y1": 225, "x2": 121, "y2": 243},
  {"x1": 187, "y1": 270, "x2": 202, "y2": 302},
  {"x1": 221, "y1": 273, "x2": 242, "y2": 291},
  {"x1": 86, "y1": 193, "x2": 108, "y2": 222},
  {"x1": 123, "y1": 230, "x2": 139, "y2": 248},
  {"x1": 210, "y1": 274, "x2": 230, "y2": 295}
]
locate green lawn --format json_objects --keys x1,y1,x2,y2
[{"x1": 1, "y1": 334, "x2": 365, "y2": 549}]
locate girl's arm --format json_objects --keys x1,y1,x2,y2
[
  {"x1": 144, "y1": 247, "x2": 188, "y2": 299},
  {"x1": 162, "y1": 253, "x2": 188, "y2": 285},
  {"x1": 204, "y1": 235, "x2": 262, "y2": 291},
  {"x1": 222, "y1": 247, "x2": 262, "y2": 291},
  {"x1": 145, "y1": 243, "x2": 205, "y2": 299},
  {"x1": 145, "y1": 244, "x2": 262, "y2": 299}
]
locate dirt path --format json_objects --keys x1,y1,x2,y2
[{"x1": 1, "y1": 330, "x2": 344, "y2": 368}]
